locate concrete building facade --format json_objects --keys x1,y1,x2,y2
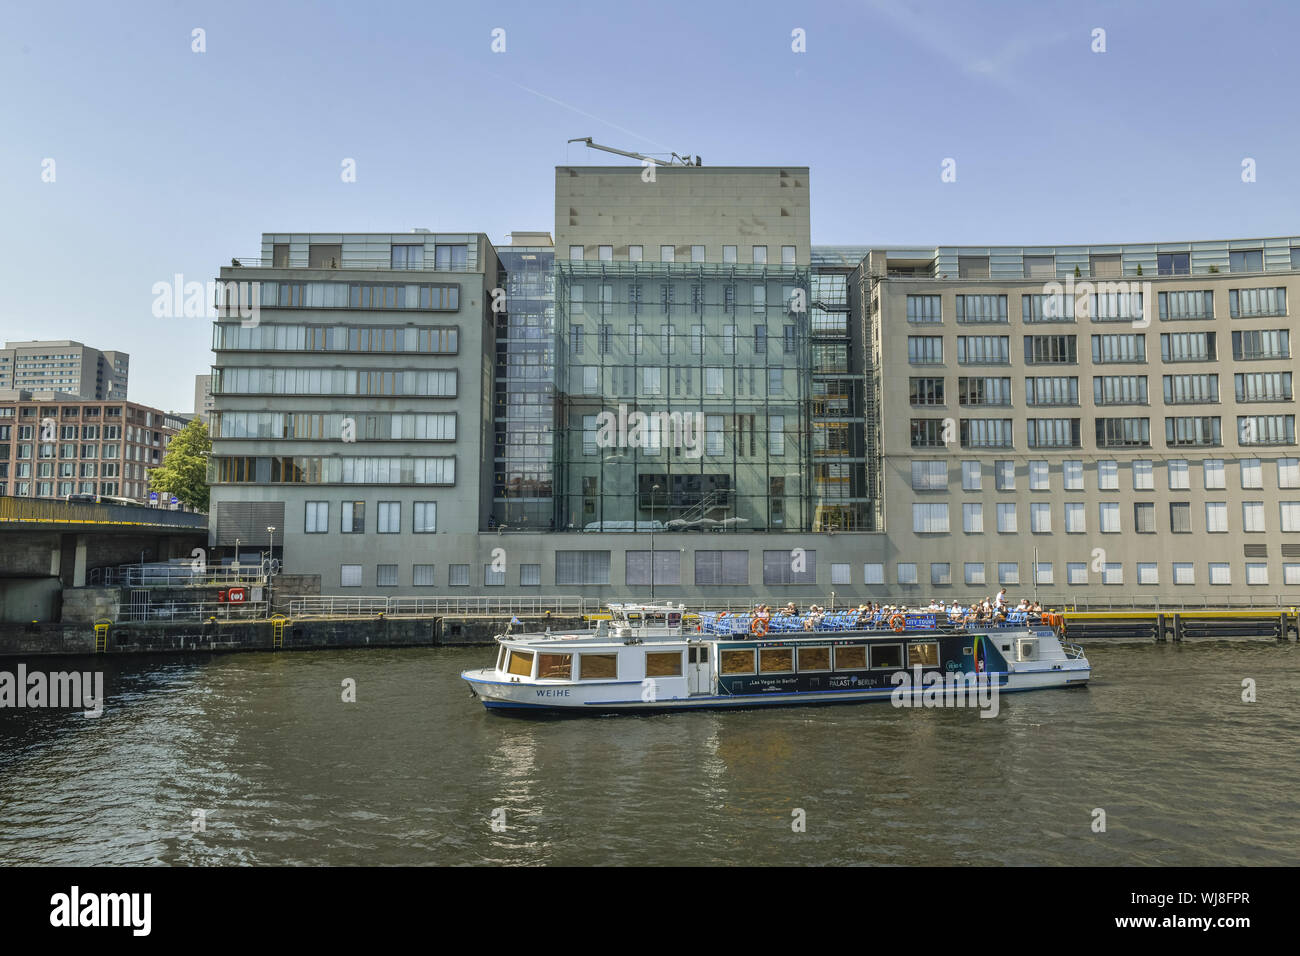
[
  {"x1": 202, "y1": 167, "x2": 1300, "y2": 605},
  {"x1": 0, "y1": 341, "x2": 128, "y2": 399}
]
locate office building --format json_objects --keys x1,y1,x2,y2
[
  {"x1": 203, "y1": 166, "x2": 1300, "y2": 601},
  {"x1": 0, "y1": 341, "x2": 128, "y2": 399}
]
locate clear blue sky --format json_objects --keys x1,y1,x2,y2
[{"x1": 2, "y1": 0, "x2": 1298, "y2": 412}]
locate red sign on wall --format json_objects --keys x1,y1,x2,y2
[{"x1": 226, "y1": 587, "x2": 247, "y2": 604}]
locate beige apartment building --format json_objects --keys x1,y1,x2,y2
[{"x1": 859, "y1": 241, "x2": 1300, "y2": 596}]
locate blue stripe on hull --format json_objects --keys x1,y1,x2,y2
[{"x1": 476, "y1": 678, "x2": 1088, "y2": 716}]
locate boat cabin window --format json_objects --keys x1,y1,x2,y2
[
  {"x1": 870, "y1": 644, "x2": 904, "y2": 669},
  {"x1": 907, "y1": 642, "x2": 939, "y2": 668},
  {"x1": 496, "y1": 645, "x2": 508, "y2": 671},
  {"x1": 720, "y1": 649, "x2": 755, "y2": 675},
  {"x1": 688, "y1": 646, "x2": 709, "y2": 664},
  {"x1": 578, "y1": 653, "x2": 619, "y2": 680},
  {"x1": 759, "y1": 647, "x2": 794, "y2": 674},
  {"x1": 506, "y1": 650, "x2": 535, "y2": 678},
  {"x1": 668, "y1": 613, "x2": 681, "y2": 628},
  {"x1": 626, "y1": 612, "x2": 643, "y2": 625},
  {"x1": 834, "y1": 645, "x2": 867, "y2": 670},
  {"x1": 646, "y1": 651, "x2": 682, "y2": 677},
  {"x1": 797, "y1": 646, "x2": 831, "y2": 672},
  {"x1": 537, "y1": 653, "x2": 573, "y2": 680},
  {"x1": 644, "y1": 612, "x2": 667, "y2": 628}
]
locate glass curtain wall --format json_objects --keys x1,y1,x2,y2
[
  {"x1": 556, "y1": 260, "x2": 811, "y2": 532},
  {"x1": 492, "y1": 247, "x2": 556, "y2": 530}
]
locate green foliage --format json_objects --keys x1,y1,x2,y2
[{"x1": 149, "y1": 418, "x2": 211, "y2": 511}]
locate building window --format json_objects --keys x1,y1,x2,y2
[
  {"x1": 1065, "y1": 501, "x2": 1086, "y2": 533},
  {"x1": 1173, "y1": 563, "x2": 1195, "y2": 585},
  {"x1": 1099, "y1": 502, "x2": 1121, "y2": 533},
  {"x1": 864, "y1": 563, "x2": 884, "y2": 585},
  {"x1": 1170, "y1": 501, "x2": 1191, "y2": 533},
  {"x1": 628, "y1": 245, "x2": 643, "y2": 262},
  {"x1": 996, "y1": 502, "x2": 1017, "y2": 533},
  {"x1": 1134, "y1": 501, "x2": 1156, "y2": 533},
  {"x1": 660, "y1": 245, "x2": 675, "y2": 263},
  {"x1": 1157, "y1": 252, "x2": 1190, "y2": 276},
  {"x1": 449, "y1": 564, "x2": 470, "y2": 586},
  {"x1": 998, "y1": 562, "x2": 1019, "y2": 585},
  {"x1": 305, "y1": 501, "x2": 329, "y2": 533},
  {"x1": 341, "y1": 565, "x2": 362, "y2": 587},
  {"x1": 962, "y1": 460, "x2": 981, "y2": 490},
  {"x1": 752, "y1": 246, "x2": 767, "y2": 264},
  {"x1": 763, "y1": 549, "x2": 815, "y2": 585},
  {"x1": 1205, "y1": 501, "x2": 1228, "y2": 533},
  {"x1": 377, "y1": 501, "x2": 400, "y2": 533},
  {"x1": 907, "y1": 295, "x2": 942, "y2": 323},
  {"x1": 598, "y1": 245, "x2": 612, "y2": 261},
  {"x1": 1030, "y1": 502, "x2": 1052, "y2": 533},
  {"x1": 1208, "y1": 563, "x2": 1231, "y2": 585},
  {"x1": 722, "y1": 245, "x2": 737, "y2": 264},
  {"x1": 781, "y1": 245, "x2": 796, "y2": 265},
  {"x1": 341, "y1": 501, "x2": 365, "y2": 533},
  {"x1": 965, "y1": 562, "x2": 985, "y2": 585},
  {"x1": 520, "y1": 564, "x2": 540, "y2": 587},
  {"x1": 377, "y1": 564, "x2": 398, "y2": 587},
  {"x1": 912, "y1": 503, "x2": 949, "y2": 533},
  {"x1": 897, "y1": 563, "x2": 918, "y2": 585},
  {"x1": 556, "y1": 551, "x2": 611, "y2": 586},
  {"x1": 695, "y1": 550, "x2": 749, "y2": 585},
  {"x1": 390, "y1": 244, "x2": 423, "y2": 268},
  {"x1": 962, "y1": 502, "x2": 983, "y2": 533},
  {"x1": 569, "y1": 245, "x2": 583, "y2": 261},
  {"x1": 413, "y1": 502, "x2": 436, "y2": 533},
  {"x1": 1229, "y1": 249, "x2": 1263, "y2": 273},
  {"x1": 831, "y1": 563, "x2": 851, "y2": 585},
  {"x1": 413, "y1": 565, "x2": 435, "y2": 587},
  {"x1": 484, "y1": 565, "x2": 506, "y2": 586}
]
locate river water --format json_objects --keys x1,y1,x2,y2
[{"x1": 1, "y1": 641, "x2": 1297, "y2": 866}]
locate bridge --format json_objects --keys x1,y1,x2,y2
[{"x1": 0, "y1": 496, "x2": 208, "y2": 622}]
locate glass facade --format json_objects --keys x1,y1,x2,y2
[
  {"x1": 554, "y1": 260, "x2": 812, "y2": 532},
  {"x1": 492, "y1": 246, "x2": 556, "y2": 530},
  {"x1": 809, "y1": 269, "x2": 869, "y2": 530}
]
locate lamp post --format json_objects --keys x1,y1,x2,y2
[
  {"x1": 266, "y1": 525, "x2": 276, "y2": 612},
  {"x1": 650, "y1": 483, "x2": 661, "y2": 600}
]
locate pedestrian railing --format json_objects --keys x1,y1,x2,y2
[
  {"x1": 115, "y1": 600, "x2": 270, "y2": 623},
  {"x1": 114, "y1": 564, "x2": 268, "y2": 588},
  {"x1": 285, "y1": 595, "x2": 599, "y2": 618}
]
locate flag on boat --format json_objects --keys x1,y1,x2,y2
[{"x1": 510, "y1": 616, "x2": 522, "y2": 625}]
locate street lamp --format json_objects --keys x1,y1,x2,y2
[
  {"x1": 266, "y1": 526, "x2": 276, "y2": 613},
  {"x1": 650, "y1": 483, "x2": 661, "y2": 600}
]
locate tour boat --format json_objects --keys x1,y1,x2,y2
[{"x1": 460, "y1": 603, "x2": 1091, "y2": 714}]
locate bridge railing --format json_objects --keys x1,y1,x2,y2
[{"x1": 0, "y1": 496, "x2": 207, "y2": 529}]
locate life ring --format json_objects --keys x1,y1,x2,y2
[
  {"x1": 889, "y1": 613, "x2": 906, "y2": 633},
  {"x1": 750, "y1": 616, "x2": 770, "y2": 637}
]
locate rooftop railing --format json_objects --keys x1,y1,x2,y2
[{"x1": 226, "y1": 258, "x2": 480, "y2": 273}]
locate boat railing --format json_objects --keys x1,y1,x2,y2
[{"x1": 1059, "y1": 641, "x2": 1087, "y2": 660}]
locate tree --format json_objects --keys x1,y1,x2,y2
[{"x1": 149, "y1": 418, "x2": 211, "y2": 511}]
